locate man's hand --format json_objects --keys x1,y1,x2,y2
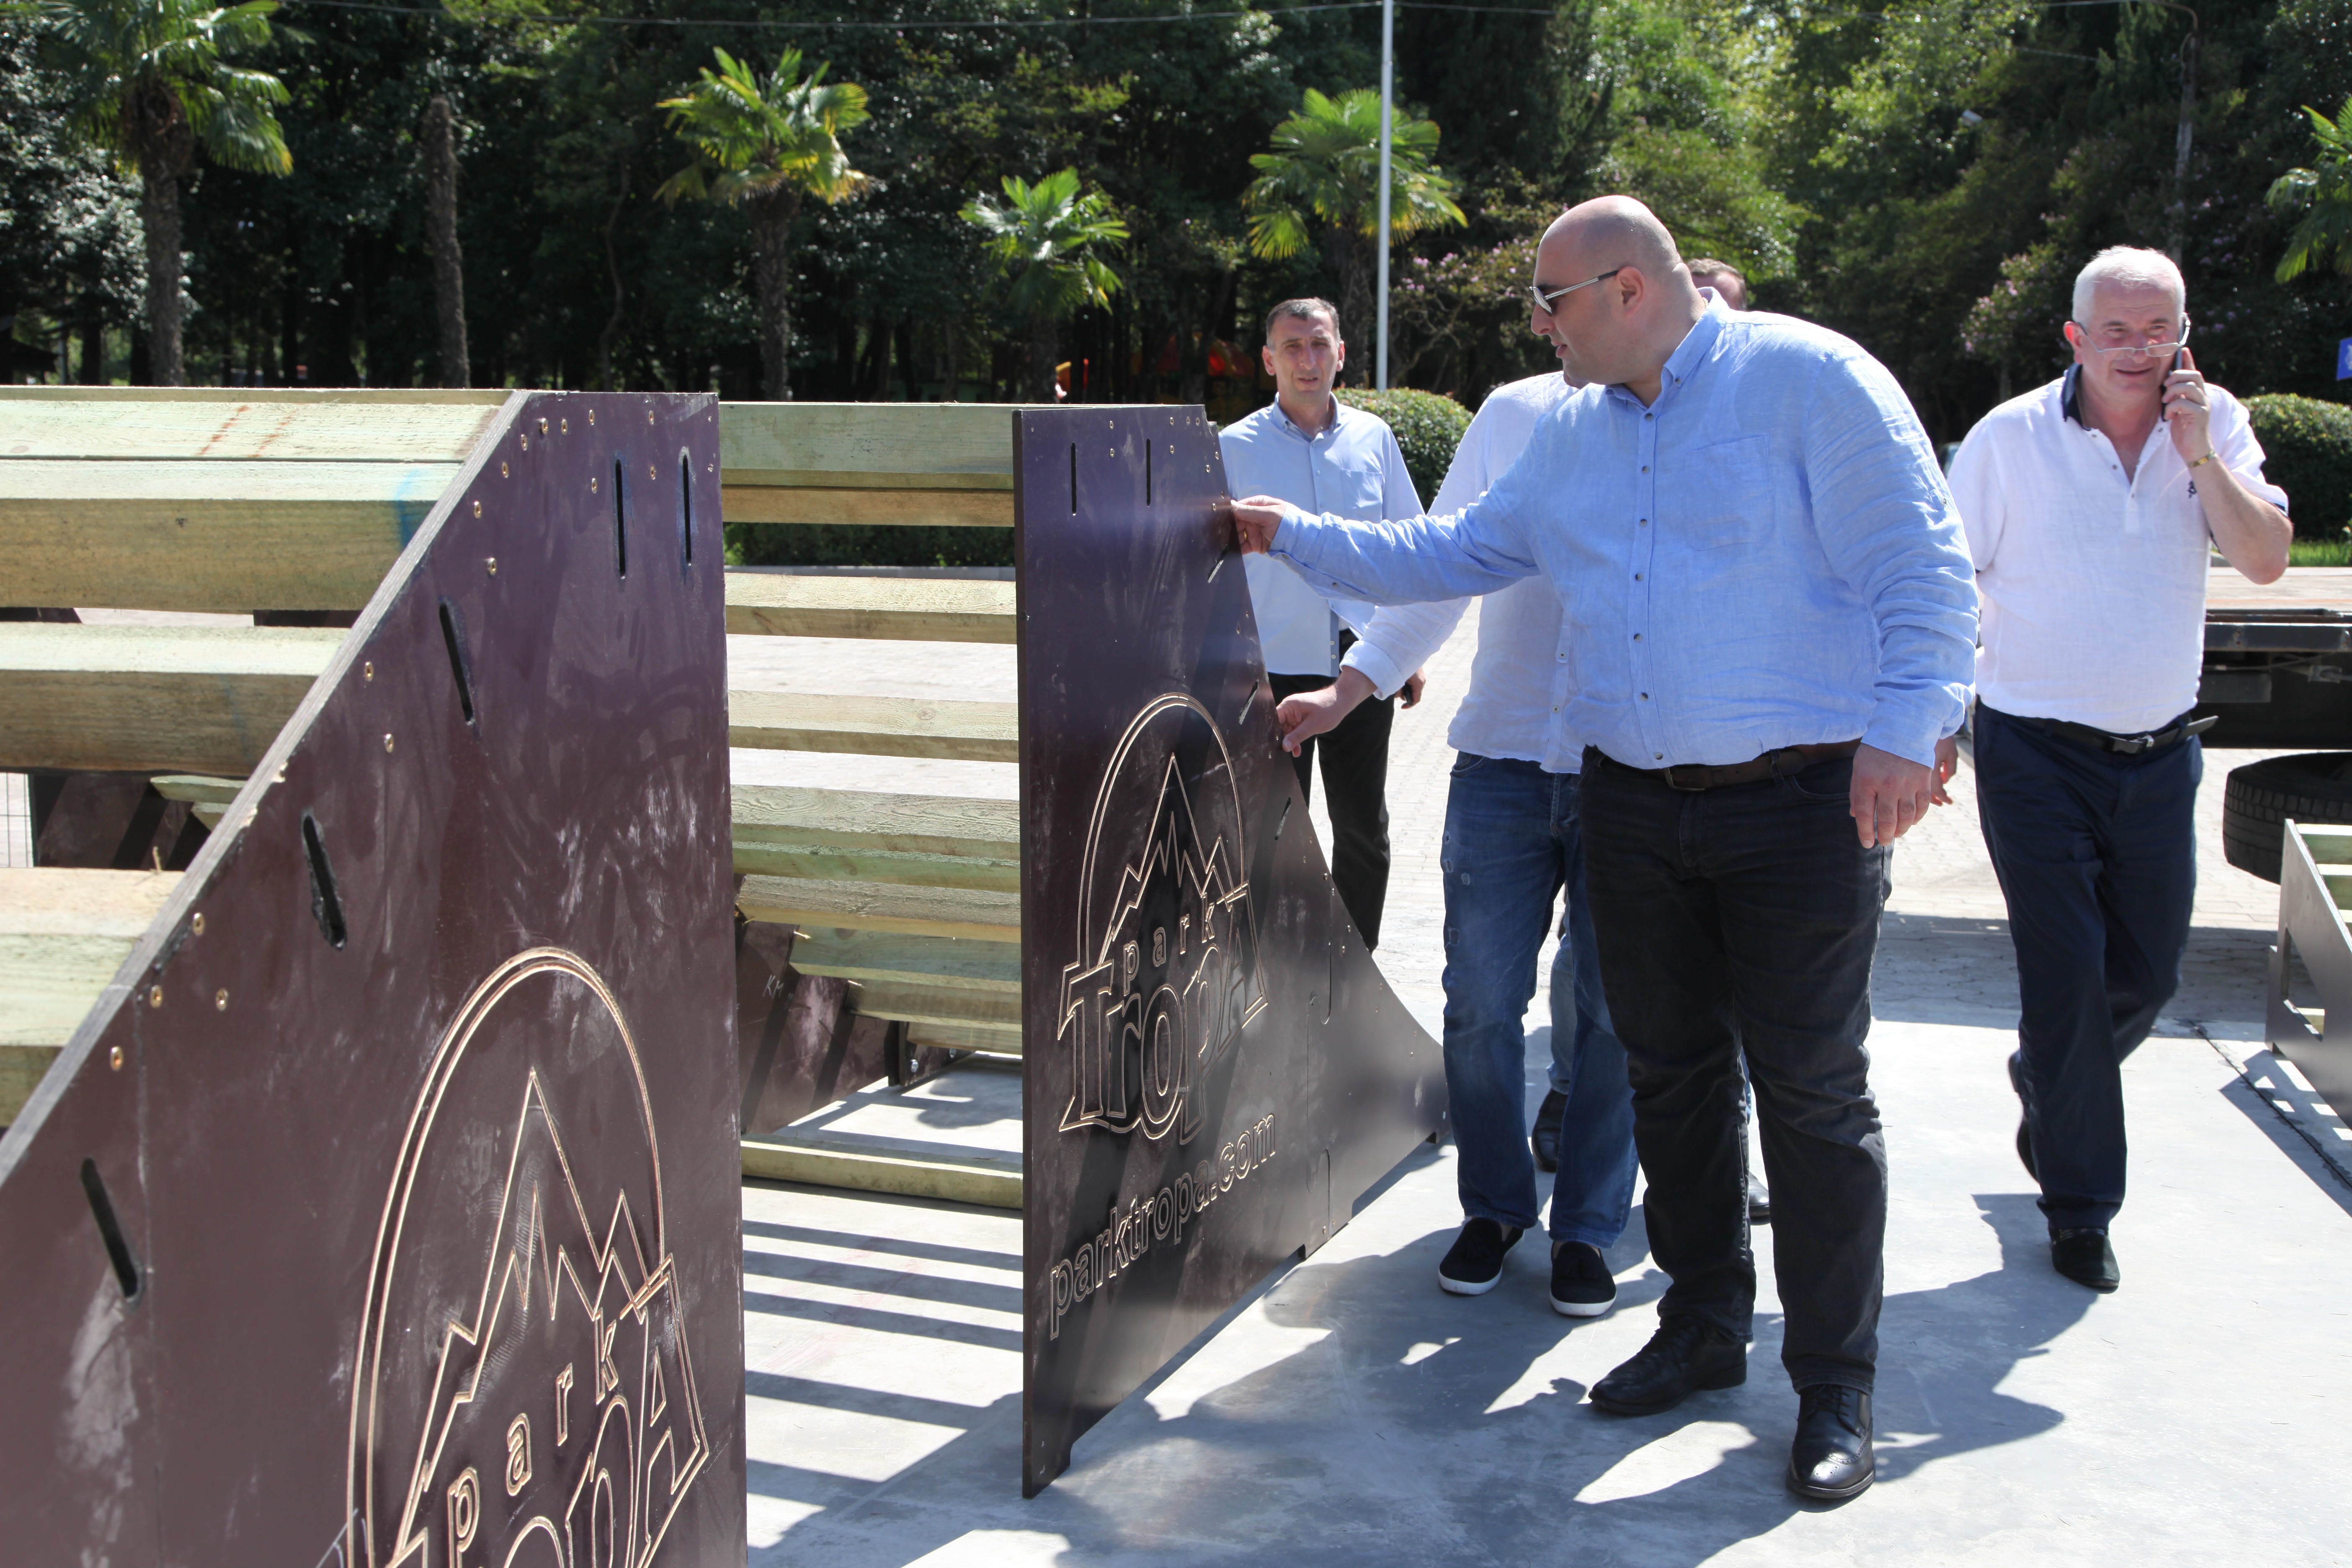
[
  {"x1": 1275, "y1": 668, "x2": 1374, "y2": 754},
  {"x1": 1849, "y1": 742, "x2": 1936, "y2": 848},
  {"x1": 2161, "y1": 346, "x2": 2213, "y2": 464},
  {"x1": 1401, "y1": 670, "x2": 1426, "y2": 709},
  {"x1": 1931, "y1": 733, "x2": 1960, "y2": 807},
  {"x1": 1230, "y1": 496, "x2": 1290, "y2": 554}
]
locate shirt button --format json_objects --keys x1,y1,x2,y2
[
  {"x1": 1558, "y1": 653, "x2": 1567, "y2": 661},
  {"x1": 1639, "y1": 519, "x2": 1648, "y2": 527},
  {"x1": 1655, "y1": 753, "x2": 1664, "y2": 760},
  {"x1": 1641, "y1": 465, "x2": 1649, "y2": 472},
  {"x1": 1640, "y1": 692, "x2": 1650, "y2": 699},
  {"x1": 1634, "y1": 572, "x2": 1643, "y2": 581},
  {"x1": 1632, "y1": 633, "x2": 1642, "y2": 641}
]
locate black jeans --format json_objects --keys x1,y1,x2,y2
[
  {"x1": 1973, "y1": 704, "x2": 2200, "y2": 1234},
  {"x1": 1269, "y1": 670, "x2": 1395, "y2": 949},
  {"x1": 1580, "y1": 748, "x2": 1890, "y2": 1393}
]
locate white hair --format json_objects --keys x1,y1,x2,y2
[{"x1": 2071, "y1": 246, "x2": 2185, "y2": 324}]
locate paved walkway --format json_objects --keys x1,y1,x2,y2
[{"x1": 733, "y1": 611, "x2": 2352, "y2": 1567}]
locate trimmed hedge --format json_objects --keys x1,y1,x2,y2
[
  {"x1": 1335, "y1": 387, "x2": 1473, "y2": 503},
  {"x1": 2246, "y1": 393, "x2": 2352, "y2": 542}
]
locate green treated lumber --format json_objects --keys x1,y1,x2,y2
[
  {"x1": 908, "y1": 1021, "x2": 1024, "y2": 1056},
  {"x1": 151, "y1": 773, "x2": 242, "y2": 830},
  {"x1": 721, "y1": 486, "x2": 1014, "y2": 527},
  {"x1": 784, "y1": 926, "x2": 1020, "y2": 990},
  {"x1": 0, "y1": 398, "x2": 501, "y2": 462},
  {"x1": 0, "y1": 869, "x2": 181, "y2": 1122},
  {"x1": 0, "y1": 623, "x2": 338, "y2": 774},
  {"x1": 0, "y1": 458, "x2": 454, "y2": 611},
  {"x1": 847, "y1": 978, "x2": 1020, "y2": 1031},
  {"x1": 732, "y1": 783, "x2": 1017, "y2": 856},
  {"x1": 727, "y1": 690, "x2": 1019, "y2": 763},
  {"x1": 740, "y1": 1129, "x2": 1022, "y2": 1208},
  {"x1": 736, "y1": 874, "x2": 1019, "y2": 941},
  {"x1": 720, "y1": 402, "x2": 1018, "y2": 489},
  {"x1": 724, "y1": 572, "x2": 1017, "y2": 642}
]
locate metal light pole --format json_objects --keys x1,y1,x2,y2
[{"x1": 1376, "y1": 0, "x2": 1394, "y2": 390}]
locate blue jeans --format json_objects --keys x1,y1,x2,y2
[
  {"x1": 1974, "y1": 704, "x2": 2200, "y2": 1234},
  {"x1": 1581, "y1": 748, "x2": 1889, "y2": 1394},
  {"x1": 1440, "y1": 754, "x2": 1636, "y2": 1248}
]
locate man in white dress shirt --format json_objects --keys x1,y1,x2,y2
[
  {"x1": 1219, "y1": 298, "x2": 1456, "y2": 947},
  {"x1": 1947, "y1": 246, "x2": 2291, "y2": 1293}
]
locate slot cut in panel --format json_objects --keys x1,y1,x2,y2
[
  {"x1": 613, "y1": 457, "x2": 629, "y2": 578},
  {"x1": 302, "y1": 810, "x2": 347, "y2": 949},
  {"x1": 679, "y1": 448, "x2": 695, "y2": 568},
  {"x1": 80, "y1": 1158, "x2": 141, "y2": 1301},
  {"x1": 438, "y1": 599, "x2": 477, "y2": 726}
]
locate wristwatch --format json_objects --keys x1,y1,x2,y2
[{"x1": 2188, "y1": 450, "x2": 2219, "y2": 469}]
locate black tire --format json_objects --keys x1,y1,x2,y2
[{"x1": 2221, "y1": 752, "x2": 2352, "y2": 883}]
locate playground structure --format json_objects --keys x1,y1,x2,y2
[{"x1": 0, "y1": 387, "x2": 1446, "y2": 1537}]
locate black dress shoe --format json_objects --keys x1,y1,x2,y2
[
  {"x1": 1589, "y1": 1317, "x2": 1746, "y2": 1416},
  {"x1": 1531, "y1": 1088, "x2": 1567, "y2": 1172},
  {"x1": 2051, "y1": 1227, "x2": 2119, "y2": 1292},
  {"x1": 1787, "y1": 1385, "x2": 1874, "y2": 1501},
  {"x1": 1747, "y1": 1173, "x2": 1772, "y2": 1226},
  {"x1": 2008, "y1": 1052, "x2": 2038, "y2": 1183}
]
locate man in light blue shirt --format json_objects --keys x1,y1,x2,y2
[
  {"x1": 1219, "y1": 298, "x2": 1459, "y2": 949},
  {"x1": 1234, "y1": 198, "x2": 1977, "y2": 1503}
]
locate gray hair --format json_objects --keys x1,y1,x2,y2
[{"x1": 2071, "y1": 246, "x2": 2185, "y2": 323}]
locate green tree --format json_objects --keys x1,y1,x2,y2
[
  {"x1": 23, "y1": 0, "x2": 291, "y2": 385},
  {"x1": 1242, "y1": 87, "x2": 1465, "y2": 360},
  {"x1": 960, "y1": 168, "x2": 1127, "y2": 402},
  {"x1": 658, "y1": 46, "x2": 869, "y2": 401},
  {"x1": 2268, "y1": 98, "x2": 2352, "y2": 288}
]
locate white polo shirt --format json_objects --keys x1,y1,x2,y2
[{"x1": 1948, "y1": 367, "x2": 2289, "y2": 735}]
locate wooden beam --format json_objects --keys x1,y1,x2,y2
[
  {"x1": 907, "y1": 1021, "x2": 1024, "y2": 1056},
  {"x1": 151, "y1": 773, "x2": 243, "y2": 830},
  {"x1": 740, "y1": 1128, "x2": 1021, "y2": 1208},
  {"x1": 0, "y1": 398, "x2": 502, "y2": 462},
  {"x1": 0, "y1": 624, "x2": 338, "y2": 774},
  {"x1": 724, "y1": 572, "x2": 1017, "y2": 643},
  {"x1": 722, "y1": 487, "x2": 1014, "y2": 528},
  {"x1": 0, "y1": 869, "x2": 181, "y2": 1122},
  {"x1": 784, "y1": 926, "x2": 1020, "y2": 990},
  {"x1": 720, "y1": 402, "x2": 1018, "y2": 488},
  {"x1": 0, "y1": 459, "x2": 454, "y2": 611},
  {"x1": 846, "y1": 979, "x2": 1020, "y2": 1031},
  {"x1": 736, "y1": 874, "x2": 1019, "y2": 942},
  {"x1": 0, "y1": 387, "x2": 512, "y2": 406},
  {"x1": 728, "y1": 691, "x2": 1018, "y2": 763},
  {"x1": 733, "y1": 783, "x2": 1016, "y2": 883}
]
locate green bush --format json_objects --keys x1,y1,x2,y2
[
  {"x1": 725, "y1": 521, "x2": 1015, "y2": 569},
  {"x1": 1335, "y1": 387, "x2": 1472, "y2": 502},
  {"x1": 2246, "y1": 393, "x2": 2352, "y2": 542}
]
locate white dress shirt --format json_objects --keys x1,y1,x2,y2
[
  {"x1": 1423, "y1": 372, "x2": 1582, "y2": 769},
  {"x1": 1219, "y1": 399, "x2": 1462, "y2": 697},
  {"x1": 1949, "y1": 367, "x2": 2289, "y2": 735}
]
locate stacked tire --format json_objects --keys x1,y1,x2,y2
[{"x1": 2222, "y1": 753, "x2": 2352, "y2": 883}]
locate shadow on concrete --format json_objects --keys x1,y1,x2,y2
[
  {"x1": 1871, "y1": 911, "x2": 2274, "y2": 1032},
  {"x1": 751, "y1": 1189, "x2": 2103, "y2": 1567}
]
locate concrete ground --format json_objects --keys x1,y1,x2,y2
[{"x1": 733, "y1": 603, "x2": 2352, "y2": 1567}]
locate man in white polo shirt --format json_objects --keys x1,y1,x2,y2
[
  {"x1": 1220, "y1": 298, "x2": 1457, "y2": 948},
  {"x1": 1948, "y1": 246, "x2": 2291, "y2": 1293}
]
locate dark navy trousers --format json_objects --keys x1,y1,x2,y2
[{"x1": 1973, "y1": 704, "x2": 2201, "y2": 1235}]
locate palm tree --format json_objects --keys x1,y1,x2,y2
[
  {"x1": 961, "y1": 169, "x2": 1127, "y2": 402},
  {"x1": 28, "y1": 0, "x2": 291, "y2": 386},
  {"x1": 1243, "y1": 88, "x2": 1465, "y2": 358},
  {"x1": 658, "y1": 47, "x2": 869, "y2": 402},
  {"x1": 2268, "y1": 98, "x2": 2352, "y2": 287}
]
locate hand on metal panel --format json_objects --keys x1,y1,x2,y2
[
  {"x1": 1275, "y1": 668, "x2": 1374, "y2": 755},
  {"x1": 1850, "y1": 742, "x2": 1934, "y2": 848},
  {"x1": 1230, "y1": 496, "x2": 1288, "y2": 554}
]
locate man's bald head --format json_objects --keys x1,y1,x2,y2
[{"x1": 1526, "y1": 195, "x2": 1706, "y2": 402}]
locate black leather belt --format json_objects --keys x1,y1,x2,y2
[
  {"x1": 1983, "y1": 703, "x2": 2215, "y2": 756},
  {"x1": 1604, "y1": 739, "x2": 1861, "y2": 792}
]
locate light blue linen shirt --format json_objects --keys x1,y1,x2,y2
[
  {"x1": 1219, "y1": 399, "x2": 1459, "y2": 696},
  {"x1": 1267, "y1": 300, "x2": 1978, "y2": 771}
]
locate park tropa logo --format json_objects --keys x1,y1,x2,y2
[
  {"x1": 346, "y1": 949, "x2": 708, "y2": 1568},
  {"x1": 1057, "y1": 693, "x2": 1267, "y2": 1144}
]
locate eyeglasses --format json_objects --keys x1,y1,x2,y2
[
  {"x1": 1527, "y1": 268, "x2": 1626, "y2": 317},
  {"x1": 2069, "y1": 317, "x2": 2192, "y2": 360}
]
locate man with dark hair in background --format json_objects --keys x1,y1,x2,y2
[
  {"x1": 1685, "y1": 258, "x2": 1749, "y2": 311},
  {"x1": 1219, "y1": 298, "x2": 1457, "y2": 948}
]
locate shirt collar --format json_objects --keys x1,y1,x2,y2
[
  {"x1": 2059, "y1": 364, "x2": 2084, "y2": 426},
  {"x1": 1601, "y1": 296, "x2": 1728, "y2": 407},
  {"x1": 1273, "y1": 396, "x2": 1345, "y2": 441}
]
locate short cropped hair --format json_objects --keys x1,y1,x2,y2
[
  {"x1": 1685, "y1": 257, "x2": 1747, "y2": 307},
  {"x1": 2071, "y1": 247, "x2": 2185, "y2": 323},
  {"x1": 1264, "y1": 297, "x2": 1341, "y2": 344}
]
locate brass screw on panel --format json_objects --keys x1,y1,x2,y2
[
  {"x1": 384, "y1": 733, "x2": 395, "y2": 753},
  {"x1": 590, "y1": 477, "x2": 598, "y2": 493},
  {"x1": 364, "y1": 661, "x2": 374, "y2": 682},
  {"x1": 486, "y1": 557, "x2": 498, "y2": 576},
  {"x1": 520, "y1": 434, "x2": 529, "y2": 451},
  {"x1": 109, "y1": 1045, "x2": 124, "y2": 1071},
  {"x1": 214, "y1": 990, "x2": 228, "y2": 1011},
  {"x1": 473, "y1": 500, "x2": 483, "y2": 518},
  {"x1": 538, "y1": 418, "x2": 548, "y2": 436},
  {"x1": 588, "y1": 408, "x2": 596, "y2": 426},
  {"x1": 148, "y1": 986, "x2": 162, "y2": 1008},
  {"x1": 562, "y1": 418, "x2": 570, "y2": 434},
  {"x1": 648, "y1": 465, "x2": 656, "y2": 481},
  {"x1": 647, "y1": 410, "x2": 655, "y2": 424},
  {"x1": 501, "y1": 461, "x2": 509, "y2": 478},
  {"x1": 191, "y1": 913, "x2": 206, "y2": 935}
]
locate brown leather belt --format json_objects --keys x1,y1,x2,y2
[{"x1": 1606, "y1": 739, "x2": 1861, "y2": 792}]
